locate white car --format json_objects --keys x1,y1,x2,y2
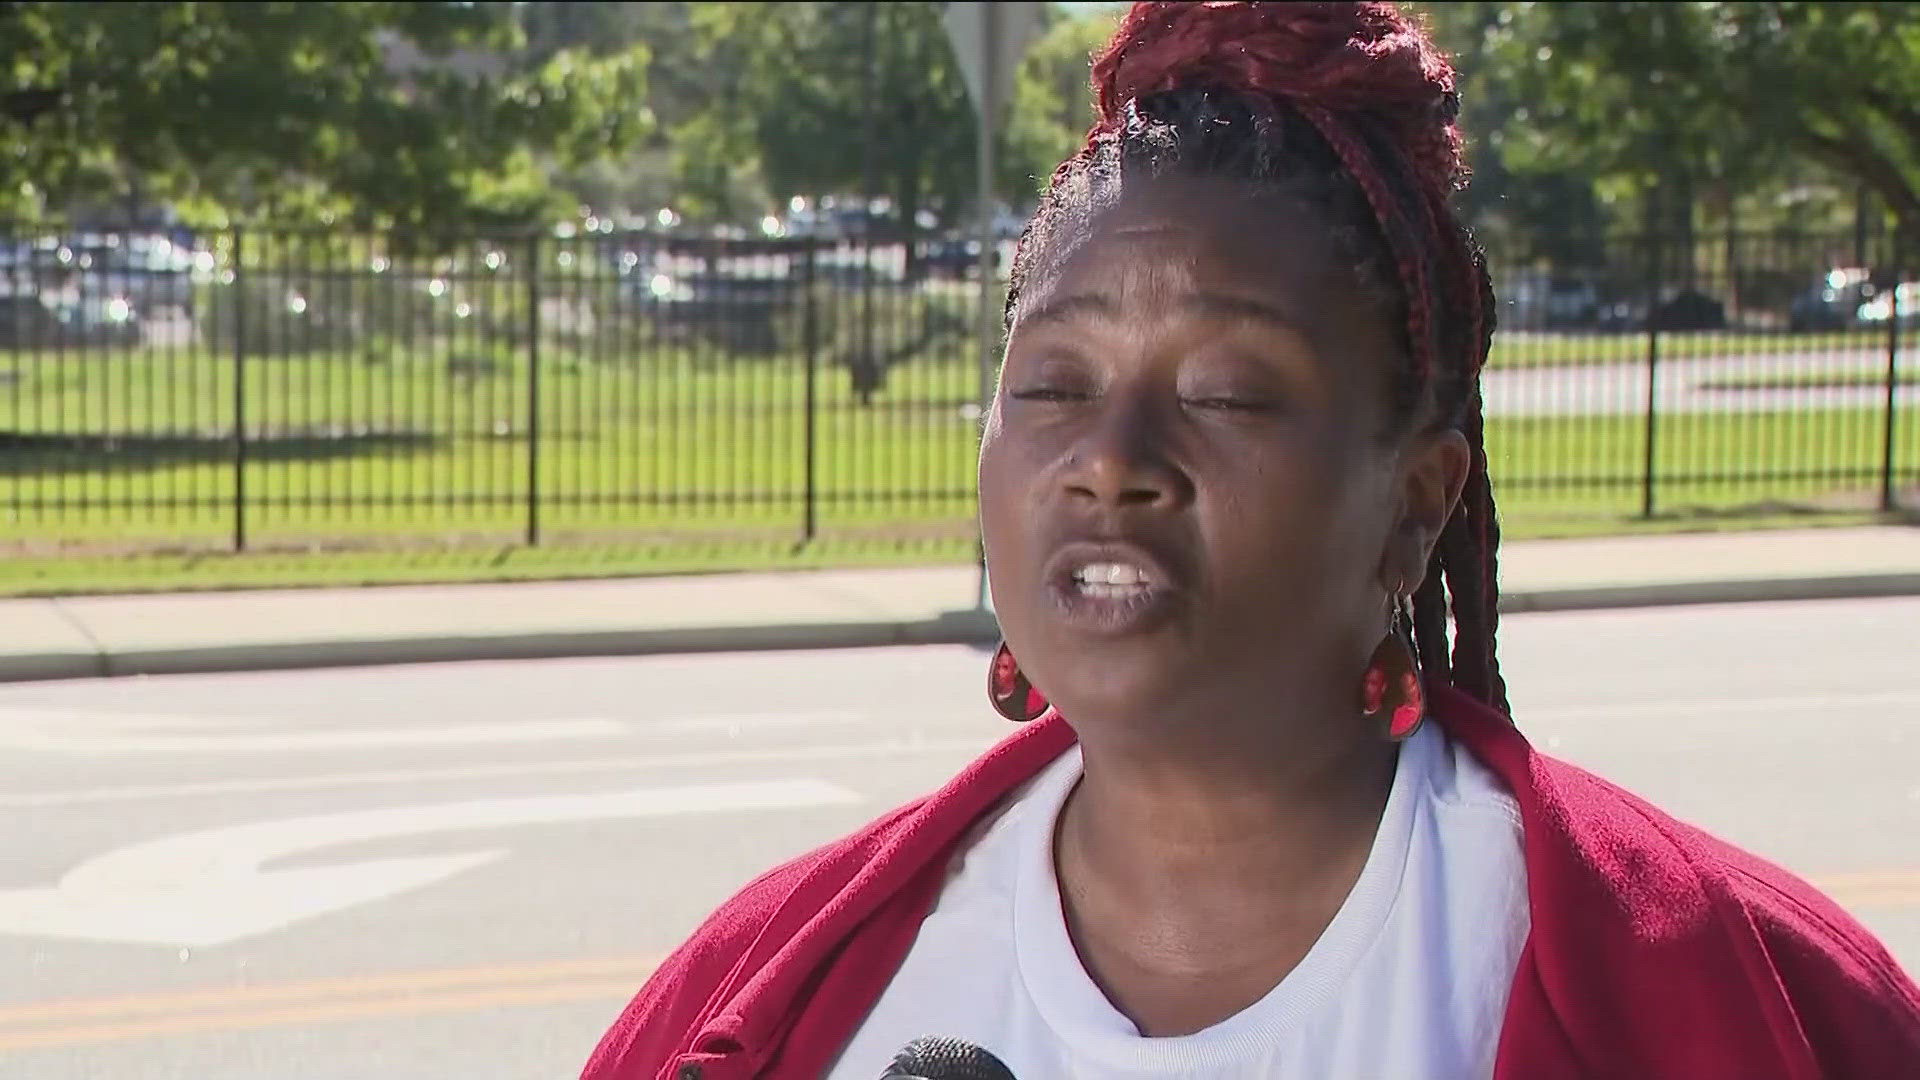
[{"x1": 1856, "y1": 281, "x2": 1919, "y2": 327}]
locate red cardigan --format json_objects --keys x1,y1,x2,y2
[{"x1": 582, "y1": 685, "x2": 1920, "y2": 1079}]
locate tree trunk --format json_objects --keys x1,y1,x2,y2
[
  {"x1": 1794, "y1": 126, "x2": 1920, "y2": 236},
  {"x1": 1722, "y1": 189, "x2": 1740, "y2": 320},
  {"x1": 1671, "y1": 167, "x2": 1697, "y2": 291}
]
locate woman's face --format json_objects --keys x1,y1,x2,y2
[{"x1": 979, "y1": 175, "x2": 1465, "y2": 730}]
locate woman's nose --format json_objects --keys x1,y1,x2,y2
[{"x1": 1061, "y1": 393, "x2": 1192, "y2": 512}]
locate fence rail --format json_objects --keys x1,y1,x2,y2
[{"x1": 1, "y1": 225, "x2": 1913, "y2": 557}]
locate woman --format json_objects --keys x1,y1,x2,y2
[{"x1": 584, "y1": 3, "x2": 1920, "y2": 1077}]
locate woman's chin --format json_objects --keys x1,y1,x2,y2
[{"x1": 1037, "y1": 652, "x2": 1190, "y2": 729}]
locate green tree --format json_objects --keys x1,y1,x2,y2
[
  {"x1": 0, "y1": 1, "x2": 652, "y2": 231},
  {"x1": 1467, "y1": 2, "x2": 1920, "y2": 234},
  {"x1": 517, "y1": 2, "x2": 702, "y2": 222},
  {"x1": 672, "y1": 2, "x2": 1087, "y2": 234},
  {"x1": 1416, "y1": 1, "x2": 1611, "y2": 269},
  {"x1": 1007, "y1": 6, "x2": 1126, "y2": 189}
]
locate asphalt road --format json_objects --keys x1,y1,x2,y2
[{"x1": 1, "y1": 597, "x2": 1917, "y2": 1079}]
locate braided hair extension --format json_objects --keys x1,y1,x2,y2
[{"x1": 1004, "y1": 1, "x2": 1510, "y2": 716}]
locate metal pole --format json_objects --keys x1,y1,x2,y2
[
  {"x1": 231, "y1": 227, "x2": 248, "y2": 552},
  {"x1": 1855, "y1": 184, "x2": 1871, "y2": 269},
  {"x1": 1641, "y1": 231, "x2": 1662, "y2": 519},
  {"x1": 973, "y1": 4, "x2": 1000, "y2": 613},
  {"x1": 526, "y1": 234, "x2": 542, "y2": 545},
  {"x1": 858, "y1": 3, "x2": 878, "y2": 408},
  {"x1": 1882, "y1": 237, "x2": 1904, "y2": 512},
  {"x1": 802, "y1": 242, "x2": 819, "y2": 542}
]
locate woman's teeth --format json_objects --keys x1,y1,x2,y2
[{"x1": 1073, "y1": 562, "x2": 1149, "y2": 597}]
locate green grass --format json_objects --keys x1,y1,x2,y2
[
  {"x1": 0, "y1": 534, "x2": 985, "y2": 597},
  {"x1": 8, "y1": 510, "x2": 1910, "y2": 598},
  {"x1": 1485, "y1": 407, "x2": 1918, "y2": 523},
  {"x1": 4, "y1": 341, "x2": 1916, "y2": 595},
  {"x1": 0, "y1": 344, "x2": 984, "y2": 551}
]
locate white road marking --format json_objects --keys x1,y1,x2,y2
[
  {"x1": 0, "y1": 709, "x2": 630, "y2": 754},
  {"x1": 0, "y1": 737, "x2": 991, "y2": 808},
  {"x1": 0, "y1": 779, "x2": 861, "y2": 949}
]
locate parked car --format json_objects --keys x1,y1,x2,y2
[
  {"x1": 75, "y1": 234, "x2": 197, "y2": 316},
  {"x1": 1789, "y1": 267, "x2": 1876, "y2": 331},
  {"x1": 1503, "y1": 274, "x2": 1602, "y2": 329},
  {"x1": 1591, "y1": 288, "x2": 1728, "y2": 333},
  {"x1": 1650, "y1": 288, "x2": 1727, "y2": 331},
  {"x1": 0, "y1": 294, "x2": 64, "y2": 341},
  {"x1": 920, "y1": 237, "x2": 1001, "y2": 280},
  {"x1": 0, "y1": 291, "x2": 142, "y2": 347},
  {"x1": 631, "y1": 269, "x2": 795, "y2": 353},
  {"x1": 13, "y1": 233, "x2": 196, "y2": 318},
  {"x1": 1856, "y1": 281, "x2": 1920, "y2": 328}
]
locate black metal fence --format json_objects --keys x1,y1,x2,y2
[{"x1": 1, "y1": 224, "x2": 1912, "y2": 558}]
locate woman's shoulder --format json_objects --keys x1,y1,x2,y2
[
  {"x1": 1524, "y1": 750, "x2": 1920, "y2": 1066},
  {"x1": 1639, "y1": 785, "x2": 1920, "y2": 1063},
  {"x1": 1528, "y1": 748, "x2": 1891, "y2": 951},
  {"x1": 1432, "y1": 688, "x2": 1919, "y2": 1066}
]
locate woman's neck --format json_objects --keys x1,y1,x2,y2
[
  {"x1": 1052, "y1": 704, "x2": 1401, "y2": 1034},
  {"x1": 1064, "y1": 707, "x2": 1397, "y2": 903}
]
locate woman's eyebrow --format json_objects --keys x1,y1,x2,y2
[
  {"x1": 1177, "y1": 293, "x2": 1305, "y2": 335},
  {"x1": 1018, "y1": 292, "x2": 1119, "y2": 330},
  {"x1": 1019, "y1": 292, "x2": 1303, "y2": 336}
]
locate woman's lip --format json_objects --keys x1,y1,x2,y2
[
  {"x1": 1043, "y1": 539, "x2": 1183, "y2": 594},
  {"x1": 1041, "y1": 539, "x2": 1186, "y2": 636},
  {"x1": 1047, "y1": 576, "x2": 1180, "y2": 636}
]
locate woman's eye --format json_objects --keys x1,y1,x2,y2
[
  {"x1": 1009, "y1": 387, "x2": 1091, "y2": 403},
  {"x1": 1183, "y1": 395, "x2": 1277, "y2": 412}
]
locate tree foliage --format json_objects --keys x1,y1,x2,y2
[
  {"x1": 1461, "y1": 1, "x2": 1920, "y2": 232},
  {"x1": 12, "y1": 0, "x2": 1911, "y2": 262},
  {"x1": 1009, "y1": 7, "x2": 1126, "y2": 186},
  {"x1": 1416, "y1": 1, "x2": 1612, "y2": 268},
  {"x1": 671, "y1": 2, "x2": 1114, "y2": 232},
  {"x1": 0, "y1": 1, "x2": 652, "y2": 231}
]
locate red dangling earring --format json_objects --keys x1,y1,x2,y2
[
  {"x1": 1359, "y1": 592, "x2": 1425, "y2": 742},
  {"x1": 987, "y1": 641, "x2": 1049, "y2": 723}
]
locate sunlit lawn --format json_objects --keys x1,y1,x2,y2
[{"x1": 2, "y1": 339, "x2": 1914, "y2": 594}]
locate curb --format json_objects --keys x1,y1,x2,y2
[
  {"x1": 0, "y1": 652, "x2": 103, "y2": 684},
  {"x1": 1495, "y1": 572, "x2": 1920, "y2": 613},
  {"x1": 0, "y1": 609, "x2": 1006, "y2": 684},
  {"x1": 0, "y1": 575, "x2": 1915, "y2": 683}
]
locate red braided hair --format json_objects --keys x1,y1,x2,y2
[{"x1": 1094, "y1": 2, "x2": 1467, "y2": 188}]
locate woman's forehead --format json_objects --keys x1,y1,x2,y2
[{"x1": 1012, "y1": 180, "x2": 1345, "y2": 326}]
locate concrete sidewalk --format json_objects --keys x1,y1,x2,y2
[{"x1": 3, "y1": 526, "x2": 1919, "y2": 683}]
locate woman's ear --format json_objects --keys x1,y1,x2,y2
[{"x1": 1380, "y1": 427, "x2": 1470, "y2": 592}]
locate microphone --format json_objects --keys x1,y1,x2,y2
[{"x1": 879, "y1": 1036, "x2": 1017, "y2": 1080}]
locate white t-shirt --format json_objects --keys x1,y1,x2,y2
[{"x1": 826, "y1": 723, "x2": 1530, "y2": 1079}]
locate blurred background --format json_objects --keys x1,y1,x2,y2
[
  {"x1": 0, "y1": 0, "x2": 1915, "y2": 595},
  {"x1": 3, "y1": 7, "x2": 1917, "y2": 1080}
]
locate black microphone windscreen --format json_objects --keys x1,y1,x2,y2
[{"x1": 881, "y1": 1035, "x2": 1017, "y2": 1080}]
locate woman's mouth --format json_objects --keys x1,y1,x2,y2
[
  {"x1": 1071, "y1": 560, "x2": 1152, "y2": 599},
  {"x1": 1045, "y1": 543, "x2": 1183, "y2": 635}
]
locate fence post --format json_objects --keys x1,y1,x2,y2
[
  {"x1": 1641, "y1": 230, "x2": 1663, "y2": 519},
  {"x1": 801, "y1": 242, "x2": 819, "y2": 543},
  {"x1": 1882, "y1": 234, "x2": 1904, "y2": 513},
  {"x1": 231, "y1": 227, "x2": 248, "y2": 552},
  {"x1": 525, "y1": 234, "x2": 542, "y2": 545}
]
